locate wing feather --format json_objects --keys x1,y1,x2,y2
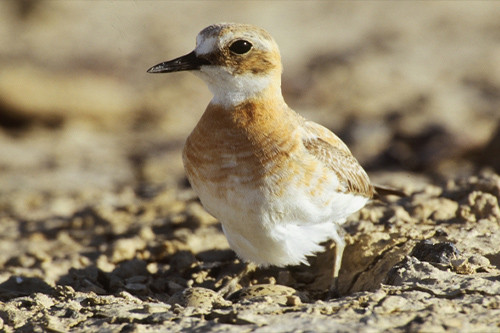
[{"x1": 302, "y1": 121, "x2": 374, "y2": 198}]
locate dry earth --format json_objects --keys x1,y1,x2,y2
[{"x1": 1, "y1": 2, "x2": 500, "y2": 332}]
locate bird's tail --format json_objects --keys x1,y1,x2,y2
[{"x1": 373, "y1": 184, "x2": 406, "y2": 200}]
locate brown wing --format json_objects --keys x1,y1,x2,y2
[{"x1": 302, "y1": 122, "x2": 374, "y2": 198}]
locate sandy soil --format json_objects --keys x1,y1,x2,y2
[{"x1": 0, "y1": 2, "x2": 499, "y2": 332}]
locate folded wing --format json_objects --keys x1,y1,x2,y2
[{"x1": 302, "y1": 121, "x2": 374, "y2": 198}]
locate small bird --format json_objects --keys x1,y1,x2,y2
[{"x1": 148, "y1": 23, "x2": 397, "y2": 294}]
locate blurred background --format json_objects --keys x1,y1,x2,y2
[{"x1": 1, "y1": 1, "x2": 499, "y2": 196}]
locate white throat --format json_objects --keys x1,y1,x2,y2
[{"x1": 194, "y1": 67, "x2": 281, "y2": 107}]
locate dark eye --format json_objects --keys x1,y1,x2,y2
[{"x1": 229, "y1": 40, "x2": 253, "y2": 54}]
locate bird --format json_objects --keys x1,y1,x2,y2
[{"x1": 147, "y1": 23, "x2": 400, "y2": 295}]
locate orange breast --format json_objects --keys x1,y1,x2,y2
[{"x1": 183, "y1": 98, "x2": 300, "y2": 198}]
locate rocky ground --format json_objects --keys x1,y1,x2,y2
[{"x1": 1, "y1": 2, "x2": 500, "y2": 332}]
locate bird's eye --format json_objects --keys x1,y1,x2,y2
[{"x1": 229, "y1": 40, "x2": 253, "y2": 54}]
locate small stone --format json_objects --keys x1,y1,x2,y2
[
  {"x1": 410, "y1": 240, "x2": 460, "y2": 264},
  {"x1": 113, "y1": 259, "x2": 149, "y2": 279},
  {"x1": 286, "y1": 295, "x2": 302, "y2": 306},
  {"x1": 467, "y1": 191, "x2": 500, "y2": 220},
  {"x1": 429, "y1": 199, "x2": 458, "y2": 221},
  {"x1": 167, "y1": 281, "x2": 185, "y2": 294},
  {"x1": 467, "y1": 254, "x2": 490, "y2": 267},
  {"x1": 139, "y1": 226, "x2": 156, "y2": 241},
  {"x1": 168, "y1": 287, "x2": 231, "y2": 310},
  {"x1": 125, "y1": 283, "x2": 148, "y2": 294},
  {"x1": 451, "y1": 259, "x2": 474, "y2": 275},
  {"x1": 126, "y1": 276, "x2": 148, "y2": 284},
  {"x1": 118, "y1": 291, "x2": 142, "y2": 303},
  {"x1": 110, "y1": 237, "x2": 146, "y2": 263},
  {"x1": 147, "y1": 262, "x2": 159, "y2": 274},
  {"x1": 229, "y1": 284, "x2": 299, "y2": 305},
  {"x1": 96, "y1": 254, "x2": 115, "y2": 273},
  {"x1": 233, "y1": 284, "x2": 296, "y2": 299},
  {"x1": 142, "y1": 304, "x2": 171, "y2": 314}
]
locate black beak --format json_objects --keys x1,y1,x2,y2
[{"x1": 147, "y1": 51, "x2": 211, "y2": 74}]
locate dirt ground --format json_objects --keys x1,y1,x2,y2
[{"x1": 1, "y1": 2, "x2": 500, "y2": 332}]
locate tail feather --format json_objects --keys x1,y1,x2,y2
[{"x1": 373, "y1": 185, "x2": 406, "y2": 200}]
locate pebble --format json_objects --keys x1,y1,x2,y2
[{"x1": 168, "y1": 287, "x2": 231, "y2": 310}]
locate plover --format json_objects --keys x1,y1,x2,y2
[{"x1": 148, "y1": 23, "x2": 399, "y2": 294}]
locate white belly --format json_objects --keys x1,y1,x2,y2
[{"x1": 186, "y1": 161, "x2": 369, "y2": 267}]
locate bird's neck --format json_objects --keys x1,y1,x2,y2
[
  {"x1": 198, "y1": 69, "x2": 284, "y2": 109},
  {"x1": 201, "y1": 83, "x2": 298, "y2": 146}
]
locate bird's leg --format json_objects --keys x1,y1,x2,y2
[{"x1": 329, "y1": 226, "x2": 346, "y2": 298}]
